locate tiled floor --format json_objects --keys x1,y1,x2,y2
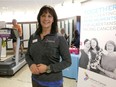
[{"x1": 0, "y1": 64, "x2": 77, "y2": 87}]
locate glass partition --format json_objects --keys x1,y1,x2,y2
[
  {"x1": 22, "y1": 24, "x2": 30, "y2": 48},
  {"x1": 30, "y1": 23, "x2": 37, "y2": 35}
]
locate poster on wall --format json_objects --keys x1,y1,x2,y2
[{"x1": 78, "y1": 0, "x2": 116, "y2": 87}]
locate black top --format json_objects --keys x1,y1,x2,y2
[
  {"x1": 79, "y1": 49, "x2": 89, "y2": 69},
  {"x1": 25, "y1": 32, "x2": 71, "y2": 82}
]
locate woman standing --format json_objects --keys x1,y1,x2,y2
[
  {"x1": 71, "y1": 29, "x2": 80, "y2": 48},
  {"x1": 25, "y1": 5, "x2": 71, "y2": 87}
]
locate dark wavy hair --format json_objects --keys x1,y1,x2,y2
[
  {"x1": 36, "y1": 5, "x2": 58, "y2": 34},
  {"x1": 90, "y1": 38, "x2": 100, "y2": 51},
  {"x1": 84, "y1": 39, "x2": 90, "y2": 45}
]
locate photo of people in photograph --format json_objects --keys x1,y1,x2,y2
[{"x1": 79, "y1": 38, "x2": 116, "y2": 80}]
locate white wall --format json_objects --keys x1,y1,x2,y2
[{"x1": 55, "y1": 1, "x2": 82, "y2": 19}]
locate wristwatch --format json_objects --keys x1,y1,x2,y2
[{"x1": 46, "y1": 65, "x2": 51, "y2": 73}]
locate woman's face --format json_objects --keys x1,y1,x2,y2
[
  {"x1": 106, "y1": 43, "x2": 114, "y2": 53},
  {"x1": 91, "y1": 39, "x2": 97, "y2": 49},
  {"x1": 40, "y1": 12, "x2": 54, "y2": 29},
  {"x1": 84, "y1": 41, "x2": 91, "y2": 50}
]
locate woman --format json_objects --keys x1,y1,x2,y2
[
  {"x1": 97, "y1": 40, "x2": 116, "y2": 80},
  {"x1": 25, "y1": 5, "x2": 71, "y2": 87},
  {"x1": 79, "y1": 39, "x2": 91, "y2": 69},
  {"x1": 89, "y1": 38, "x2": 102, "y2": 73},
  {"x1": 71, "y1": 29, "x2": 80, "y2": 48}
]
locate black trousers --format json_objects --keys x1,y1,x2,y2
[{"x1": 32, "y1": 79, "x2": 63, "y2": 87}]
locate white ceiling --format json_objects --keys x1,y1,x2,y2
[
  {"x1": 0, "y1": 0, "x2": 68, "y2": 12},
  {"x1": 0, "y1": 0, "x2": 87, "y2": 13}
]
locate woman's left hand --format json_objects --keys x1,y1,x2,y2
[{"x1": 37, "y1": 64, "x2": 47, "y2": 73}]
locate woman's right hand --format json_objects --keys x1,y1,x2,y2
[{"x1": 29, "y1": 64, "x2": 40, "y2": 74}]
